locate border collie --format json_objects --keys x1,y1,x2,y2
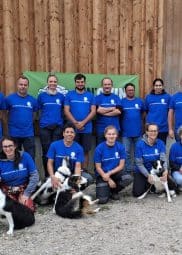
[
  {"x1": 0, "y1": 189, "x2": 35, "y2": 235},
  {"x1": 137, "y1": 160, "x2": 178, "y2": 202},
  {"x1": 31, "y1": 157, "x2": 71, "y2": 205},
  {"x1": 54, "y1": 175, "x2": 99, "y2": 218}
]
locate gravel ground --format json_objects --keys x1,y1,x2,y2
[{"x1": 1, "y1": 183, "x2": 182, "y2": 255}]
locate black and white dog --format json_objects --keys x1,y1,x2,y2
[
  {"x1": 137, "y1": 160, "x2": 178, "y2": 202},
  {"x1": 31, "y1": 157, "x2": 71, "y2": 205},
  {"x1": 0, "y1": 189, "x2": 35, "y2": 235},
  {"x1": 54, "y1": 175, "x2": 99, "y2": 218}
]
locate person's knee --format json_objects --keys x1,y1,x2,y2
[{"x1": 96, "y1": 182, "x2": 110, "y2": 204}]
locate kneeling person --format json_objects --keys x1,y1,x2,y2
[
  {"x1": 94, "y1": 125, "x2": 133, "y2": 204},
  {"x1": 47, "y1": 123, "x2": 93, "y2": 189}
]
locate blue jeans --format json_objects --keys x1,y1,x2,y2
[
  {"x1": 172, "y1": 171, "x2": 182, "y2": 186},
  {"x1": 122, "y1": 136, "x2": 141, "y2": 174}
]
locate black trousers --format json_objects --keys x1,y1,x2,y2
[{"x1": 132, "y1": 172, "x2": 151, "y2": 197}]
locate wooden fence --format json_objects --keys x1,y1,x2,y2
[{"x1": 0, "y1": 0, "x2": 180, "y2": 98}]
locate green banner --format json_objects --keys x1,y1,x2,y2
[{"x1": 23, "y1": 71, "x2": 139, "y2": 98}]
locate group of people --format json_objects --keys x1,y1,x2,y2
[{"x1": 0, "y1": 73, "x2": 182, "y2": 220}]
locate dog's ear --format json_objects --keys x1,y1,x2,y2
[{"x1": 151, "y1": 161, "x2": 157, "y2": 168}]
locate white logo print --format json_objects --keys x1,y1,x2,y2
[
  {"x1": 111, "y1": 99, "x2": 115, "y2": 105},
  {"x1": 135, "y1": 104, "x2": 139, "y2": 109},
  {"x1": 115, "y1": 152, "x2": 119, "y2": 158},
  {"x1": 155, "y1": 149, "x2": 158, "y2": 154},
  {"x1": 70, "y1": 152, "x2": 76, "y2": 159},
  {"x1": 161, "y1": 99, "x2": 165, "y2": 104},
  {"x1": 27, "y1": 101, "x2": 31, "y2": 107},
  {"x1": 56, "y1": 99, "x2": 60, "y2": 104},
  {"x1": 84, "y1": 97, "x2": 88, "y2": 102},
  {"x1": 18, "y1": 163, "x2": 24, "y2": 170}
]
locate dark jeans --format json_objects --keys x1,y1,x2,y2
[
  {"x1": 132, "y1": 172, "x2": 151, "y2": 197},
  {"x1": 12, "y1": 136, "x2": 35, "y2": 160},
  {"x1": 158, "y1": 132, "x2": 168, "y2": 144},
  {"x1": 39, "y1": 126, "x2": 63, "y2": 177},
  {"x1": 96, "y1": 171, "x2": 133, "y2": 204}
]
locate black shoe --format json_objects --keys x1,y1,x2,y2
[{"x1": 110, "y1": 193, "x2": 120, "y2": 200}]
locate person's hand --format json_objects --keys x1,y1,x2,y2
[
  {"x1": 108, "y1": 178, "x2": 116, "y2": 188},
  {"x1": 74, "y1": 121, "x2": 85, "y2": 130},
  {"x1": 19, "y1": 194, "x2": 29, "y2": 205},
  {"x1": 51, "y1": 175, "x2": 61, "y2": 189},
  {"x1": 102, "y1": 172, "x2": 111, "y2": 182},
  {"x1": 160, "y1": 170, "x2": 168, "y2": 182},
  {"x1": 148, "y1": 174, "x2": 154, "y2": 184},
  {"x1": 168, "y1": 129, "x2": 174, "y2": 139}
]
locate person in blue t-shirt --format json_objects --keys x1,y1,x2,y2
[
  {"x1": 5, "y1": 75, "x2": 38, "y2": 159},
  {"x1": 120, "y1": 83, "x2": 145, "y2": 174},
  {"x1": 168, "y1": 90, "x2": 182, "y2": 141},
  {"x1": 169, "y1": 126, "x2": 182, "y2": 188},
  {"x1": 64, "y1": 73, "x2": 96, "y2": 170},
  {"x1": 95, "y1": 77, "x2": 121, "y2": 145},
  {"x1": 47, "y1": 123, "x2": 93, "y2": 189},
  {"x1": 37, "y1": 74, "x2": 65, "y2": 177},
  {"x1": 145, "y1": 78, "x2": 171, "y2": 144},
  {"x1": 94, "y1": 125, "x2": 133, "y2": 204},
  {"x1": 0, "y1": 92, "x2": 5, "y2": 138},
  {"x1": 133, "y1": 123, "x2": 168, "y2": 197},
  {"x1": 0, "y1": 136, "x2": 39, "y2": 211}
]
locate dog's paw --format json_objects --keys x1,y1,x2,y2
[
  {"x1": 94, "y1": 208, "x2": 100, "y2": 213},
  {"x1": 167, "y1": 198, "x2": 172, "y2": 203},
  {"x1": 7, "y1": 229, "x2": 14, "y2": 235}
]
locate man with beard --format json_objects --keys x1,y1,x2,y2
[{"x1": 64, "y1": 74, "x2": 95, "y2": 179}]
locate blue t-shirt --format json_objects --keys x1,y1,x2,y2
[
  {"x1": 0, "y1": 152, "x2": 37, "y2": 186},
  {"x1": 134, "y1": 138, "x2": 166, "y2": 173},
  {"x1": 47, "y1": 140, "x2": 84, "y2": 173},
  {"x1": 5, "y1": 93, "x2": 38, "y2": 137},
  {"x1": 145, "y1": 92, "x2": 171, "y2": 132},
  {"x1": 37, "y1": 92, "x2": 65, "y2": 128},
  {"x1": 95, "y1": 93, "x2": 121, "y2": 134},
  {"x1": 169, "y1": 142, "x2": 182, "y2": 166},
  {"x1": 64, "y1": 90, "x2": 95, "y2": 133},
  {"x1": 169, "y1": 92, "x2": 182, "y2": 132},
  {"x1": 94, "y1": 141, "x2": 126, "y2": 176},
  {"x1": 0, "y1": 93, "x2": 5, "y2": 138},
  {"x1": 120, "y1": 97, "x2": 145, "y2": 137}
]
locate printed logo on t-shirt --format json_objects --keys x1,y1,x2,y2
[
  {"x1": 155, "y1": 149, "x2": 158, "y2": 154},
  {"x1": 115, "y1": 152, "x2": 120, "y2": 158},
  {"x1": 111, "y1": 99, "x2": 115, "y2": 105},
  {"x1": 56, "y1": 99, "x2": 60, "y2": 104},
  {"x1": 27, "y1": 101, "x2": 32, "y2": 107},
  {"x1": 161, "y1": 99, "x2": 165, "y2": 104},
  {"x1": 84, "y1": 97, "x2": 88, "y2": 102},
  {"x1": 135, "y1": 104, "x2": 139, "y2": 109},
  {"x1": 70, "y1": 152, "x2": 76, "y2": 159},
  {"x1": 18, "y1": 163, "x2": 24, "y2": 170}
]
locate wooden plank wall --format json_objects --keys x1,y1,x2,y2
[
  {"x1": 0, "y1": 0, "x2": 166, "y2": 98},
  {"x1": 163, "y1": 0, "x2": 182, "y2": 94}
]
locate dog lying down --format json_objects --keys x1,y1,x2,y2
[
  {"x1": 137, "y1": 160, "x2": 178, "y2": 203},
  {"x1": 31, "y1": 157, "x2": 72, "y2": 205},
  {"x1": 0, "y1": 189, "x2": 35, "y2": 235},
  {"x1": 54, "y1": 175, "x2": 100, "y2": 218}
]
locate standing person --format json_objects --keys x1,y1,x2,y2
[
  {"x1": 94, "y1": 125, "x2": 133, "y2": 204},
  {"x1": 5, "y1": 75, "x2": 38, "y2": 159},
  {"x1": 168, "y1": 89, "x2": 182, "y2": 141},
  {"x1": 47, "y1": 123, "x2": 93, "y2": 189},
  {"x1": 64, "y1": 73, "x2": 96, "y2": 170},
  {"x1": 0, "y1": 136, "x2": 39, "y2": 211},
  {"x1": 120, "y1": 83, "x2": 145, "y2": 174},
  {"x1": 0, "y1": 92, "x2": 5, "y2": 139},
  {"x1": 145, "y1": 78, "x2": 171, "y2": 144},
  {"x1": 37, "y1": 74, "x2": 65, "y2": 177},
  {"x1": 169, "y1": 126, "x2": 182, "y2": 189},
  {"x1": 133, "y1": 123, "x2": 168, "y2": 197},
  {"x1": 95, "y1": 77, "x2": 121, "y2": 145}
]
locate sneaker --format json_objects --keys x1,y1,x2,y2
[{"x1": 110, "y1": 193, "x2": 120, "y2": 200}]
